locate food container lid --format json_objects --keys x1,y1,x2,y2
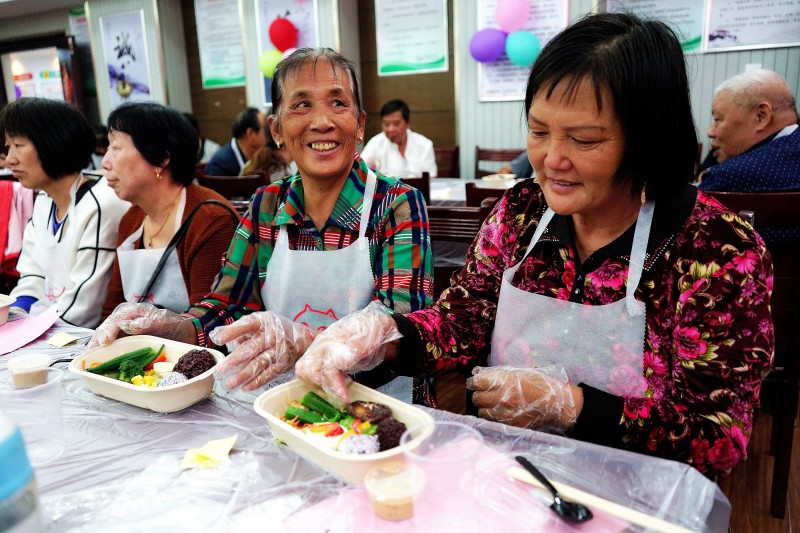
[{"x1": 7, "y1": 354, "x2": 51, "y2": 373}]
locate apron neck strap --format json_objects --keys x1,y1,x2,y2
[
  {"x1": 358, "y1": 170, "x2": 378, "y2": 239},
  {"x1": 519, "y1": 207, "x2": 555, "y2": 263},
  {"x1": 518, "y1": 202, "x2": 654, "y2": 316},
  {"x1": 624, "y1": 200, "x2": 654, "y2": 314}
]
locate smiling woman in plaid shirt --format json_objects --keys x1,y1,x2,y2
[{"x1": 90, "y1": 49, "x2": 433, "y2": 401}]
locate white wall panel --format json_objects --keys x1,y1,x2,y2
[
  {"x1": 157, "y1": 0, "x2": 192, "y2": 112},
  {"x1": 0, "y1": 8, "x2": 76, "y2": 42}
]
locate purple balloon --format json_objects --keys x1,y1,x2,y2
[
  {"x1": 469, "y1": 28, "x2": 507, "y2": 63},
  {"x1": 14, "y1": 85, "x2": 21, "y2": 98}
]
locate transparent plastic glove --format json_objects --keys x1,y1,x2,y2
[
  {"x1": 466, "y1": 366, "x2": 580, "y2": 430},
  {"x1": 88, "y1": 303, "x2": 193, "y2": 348},
  {"x1": 295, "y1": 301, "x2": 402, "y2": 405},
  {"x1": 210, "y1": 311, "x2": 315, "y2": 391}
]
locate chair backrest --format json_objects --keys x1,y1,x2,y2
[
  {"x1": 434, "y1": 146, "x2": 460, "y2": 179},
  {"x1": 197, "y1": 174, "x2": 267, "y2": 216},
  {"x1": 427, "y1": 202, "x2": 490, "y2": 244},
  {"x1": 464, "y1": 181, "x2": 504, "y2": 208},
  {"x1": 428, "y1": 199, "x2": 495, "y2": 296},
  {"x1": 402, "y1": 172, "x2": 431, "y2": 204},
  {"x1": 197, "y1": 174, "x2": 267, "y2": 200},
  {"x1": 475, "y1": 146, "x2": 525, "y2": 179},
  {"x1": 195, "y1": 162, "x2": 208, "y2": 179}
]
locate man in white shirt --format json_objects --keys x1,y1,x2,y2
[{"x1": 361, "y1": 99, "x2": 437, "y2": 177}]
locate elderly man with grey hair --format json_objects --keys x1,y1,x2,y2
[
  {"x1": 698, "y1": 69, "x2": 799, "y2": 244},
  {"x1": 699, "y1": 69, "x2": 798, "y2": 189}
]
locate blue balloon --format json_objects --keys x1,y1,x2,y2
[
  {"x1": 469, "y1": 28, "x2": 507, "y2": 63},
  {"x1": 505, "y1": 31, "x2": 541, "y2": 67}
]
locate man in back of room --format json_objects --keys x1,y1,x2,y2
[
  {"x1": 205, "y1": 107, "x2": 267, "y2": 176},
  {"x1": 361, "y1": 99, "x2": 437, "y2": 177},
  {"x1": 699, "y1": 68, "x2": 799, "y2": 244}
]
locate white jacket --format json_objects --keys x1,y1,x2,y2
[
  {"x1": 11, "y1": 176, "x2": 129, "y2": 328},
  {"x1": 360, "y1": 129, "x2": 437, "y2": 177}
]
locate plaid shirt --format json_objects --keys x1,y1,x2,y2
[{"x1": 186, "y1": 155, "x2": 433, "y2": 344}]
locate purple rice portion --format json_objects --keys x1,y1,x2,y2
[{"x1": 173, "y1": 349, "x2": 216, "y2": 380}]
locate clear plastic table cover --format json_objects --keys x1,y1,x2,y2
[{"x1": 1, "y1": 321, "x2": 730, "y2": 532}]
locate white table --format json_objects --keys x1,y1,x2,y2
[{"x1": 2, "y1": 322, "x2": 730, "y2": 532}]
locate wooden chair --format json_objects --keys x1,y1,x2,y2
[
  {"x1": 402, "y1": 172, "x2": 430, "y2": 204},
  {"x1": 465, "y1": 181, "x2": 506, "y2": 208},
  {"x1": 195, "y1": 162, "x2": 208, "y2": 179},
  {"x1": 475, "y1": 146, "x2": 525, "y2": 179},
  {"x1": 197, "y1": 174, "x2": 268, "y2": 216},
  {"x1": 708, "y1": 190, "x2": 800, "y2": 519},
  {"x1": 434, "y1": 146, "x2": 460, "y2": 179},
  {"x1": 428, "y1": 198, "x2": 496, "y2": 297}
]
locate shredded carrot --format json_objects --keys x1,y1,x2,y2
[{"x1": 89, "y1": 361, "x2": 102, "y2": 368}]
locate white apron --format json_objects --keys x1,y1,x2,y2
[
  {"x1": 262, "y1": 170, "x2": 412, "y2": 401},
  {"x1": 489, "y1": 201, "x2": 655, "y2": 397},
  {"x1": 117, "y1": 190, "x2": 190, "y2": 313},
  {"x1": 29, "y1": 177, "x2": 80, "y2": 315}
]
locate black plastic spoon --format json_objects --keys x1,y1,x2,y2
[{"x1": 515, "y1": 456, "x2": 593, "y2": 522}]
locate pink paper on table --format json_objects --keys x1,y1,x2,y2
[
  {"x1": 283, "y1": 442, "x2": 630, "y2": 532},
  {"x1": 0, "y1": 309, "x2": 61, "y2": 355}
]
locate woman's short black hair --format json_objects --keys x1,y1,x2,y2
[
  {"x1": 525, "y1": 12, "x2": 697, "y2": 200},
  {"x1": 107, "y1": 102, "x2": 198, "y2": 186},
  {"x1": 0, "y1": 97, "x2": 95, "y2": 180}
]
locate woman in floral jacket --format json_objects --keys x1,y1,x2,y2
[{"x1": 295, "y1": 13, "x2": 773, "y2": 477}]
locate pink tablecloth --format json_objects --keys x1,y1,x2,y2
[{"x1": 283, "y1": 442, "x2": 629, "y2": 532}]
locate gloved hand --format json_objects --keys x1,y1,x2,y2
[
  {"x1": 467, "y1": 366, "x2": 582, "y2": 430},
  {"x1": 295, "y1": 301, "x2": 402, "y2": 404},
  {"x1": 211, "y1": 311, "x2": 315, "y2": 391},
  {"x1": 88, "y1": 303, "x2": 195, "y2": 348}
]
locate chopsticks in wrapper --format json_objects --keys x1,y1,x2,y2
[{"x1": 506, "y1": 466, "x2": 698, "y2": 533}]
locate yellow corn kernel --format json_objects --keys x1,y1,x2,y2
[
  {"x1": 143, "y1": 375, "x2": 156, "y2": 386},
  {"x1": 131, "y1": 375, "x2": 144, "y2": 386},
  {"x1": 145, "y1": 369, "x2": 155, "y2": 376}
]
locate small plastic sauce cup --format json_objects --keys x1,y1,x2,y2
[
  {"x1": 0, "y1": 293, "x2": 13, "y2": 326},
  {"x1": 7, "y1": 354, "x2": 52, "y2": 389},
  {"x1": 364, "y1": 461, "x2": 425, "y2": 521}
]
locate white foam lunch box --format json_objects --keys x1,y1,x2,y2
[
  {"x1": 254, "y1": 379, "x2": 433, "y2": 484},
  {"x1": 69, "y1": 335, "x2": 223, "y2": 413}
]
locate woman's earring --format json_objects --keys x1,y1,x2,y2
[
  {"x1": 276, "y1": 141, "x2": 283, "y2": 149},
  {"x1": 357, "y1": 137, "x2": 363, "y2": 143},
  {"x1": 155, "y1": 168, "x2": 162, "y2": 180}
]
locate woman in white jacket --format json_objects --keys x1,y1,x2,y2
[{"x1": 1, "y1": 98, "x2": 129, "y2": 328}]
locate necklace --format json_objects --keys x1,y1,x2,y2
[{"x1": 144, "y1": 190, "x2": 181, "y2": 247}]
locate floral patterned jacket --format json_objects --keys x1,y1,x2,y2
[{"x1": 392, "y1": 181, "x2": 773, "y2": 476}]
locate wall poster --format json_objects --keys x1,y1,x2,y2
[
  {"x1": 99, "y1": 10, "x2": 153, "y2": 110},
  {"x1": 706, "y1": 0, "x2": 800, "y2": 52},
  {"x1": 606, "y1": 0, "x2": 705, "y2": 52},
  {"x1": 374, "y1": 0, "x2": 449, "y2": 76},
  {"x1": 255, "y1": 0, "x2": 318, "y2": 106},
  {"x1": 478, "y1": 0, "x2": 569, "y2": 101},
  {"x1": 1, "y1": 47, "x2": 65, "y2": 102},
  {"x1": 194, "y1": 0, "x2": 246, "y2": 88}
]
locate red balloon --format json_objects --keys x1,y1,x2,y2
[{"x1": 269, "y1": 18, "x2": 298, "y2": 52}]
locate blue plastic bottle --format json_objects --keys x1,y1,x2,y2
[{"x1": 0, "y1": 410, "x2": 43, "y2": 532}]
